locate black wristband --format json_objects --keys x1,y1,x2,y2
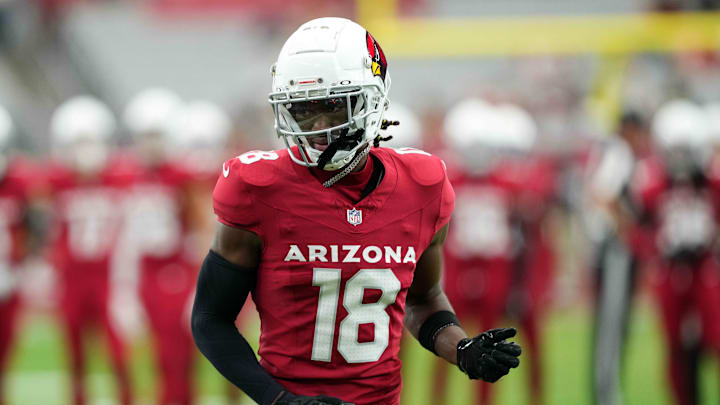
[{"x1": 418, "y1": 310, "x2": 461, "y2": 355}]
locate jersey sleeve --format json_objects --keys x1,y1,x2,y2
[{"x1": 212, "y1": 157, "x2": 261, "y2": 233}]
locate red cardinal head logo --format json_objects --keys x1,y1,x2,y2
[{"x1": 366, "y1": 31, "x2": 387, "y2": 81}]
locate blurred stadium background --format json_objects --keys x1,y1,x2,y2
[{"x1": 2, "y1": 0, "x2": 720, "y2": 404}]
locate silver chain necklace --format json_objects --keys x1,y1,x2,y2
[{"x1": 322, "y1": 146, "x2": 371, "y2": 188}]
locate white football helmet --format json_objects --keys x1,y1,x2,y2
[
  {"x1": 652, "y1": 99, "x2": 710, "y2": 178},
  {"x1": 170, "y1": 100, "x2": 231, "y2": 172},
  {"x1": 124, "y1": 87, "x2": 183, "y2": 164},
  {"x1": 0, "y1": 105, "x2": 14, "y2": 178},
  {"x1": 495, "y1": 104, "x2": 537, "y2": 152},
  {"x1": 382, "y1": 103, "x2": 422, "y2": 149},
  {"x1": 123, "y1": 87, "x2": 183, "y2": 136},
  {"x1": 443, "y1": 98, "x2": 504, "y2": 173},
  {"x1": 652, "y1": 99, "x2": 708, "y2": 150},
  {"x1": 269, "y1": 17, "x2": 391, "y2": 171},
  {"x1": 50, "y1": 96, "x2": 116, "y2": 174}
]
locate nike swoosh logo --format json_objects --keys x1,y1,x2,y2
[{"x1": 222, "y1": 162, "x2": 230, "y2": 178}]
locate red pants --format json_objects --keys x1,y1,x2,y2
[
  {"x1": 0, "y1": 294, "x2": 19, "y2": 405},
  {"x1": 140, "y1": 261, "x2": 196, "y2": 405},
  {"x1": 515, "y1": 231, "x2": 554, "y2": 405},
  {"x1": 653, "y1": 258, "x2": 720, "y2": 405},
  {"x1": 59, "y1": 278, "x2": 132, "y2": 405}
]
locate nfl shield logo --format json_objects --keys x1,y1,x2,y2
[{"x1": 347, "y1": 208, "x2": 362, "y2": 226}]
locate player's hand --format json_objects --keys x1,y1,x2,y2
[
  {"x1": 456, "y1": 327, "x2": 522, "y2": 383},
  {"x1": 275, "y1": 393, "x2": 355, "y2": 405}
]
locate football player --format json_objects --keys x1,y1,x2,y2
[
  {"x1": 632, "y1": 100, "x2": 720, "y2": 405},
  {"x1": 0, "y1": 106, "x2": 32, "y2": 405},
  {"x1": 191, "y1": 18, "x2": 522, "y2": 405},
  {"x1": 45, "y1": 96, "x2": 133, "y2": 405},
  {"x1": 168, "y1": 99, "x2": 250, "y2": 405},
  {"x1": 492, "y1": 105, "x2": 553, "y2": 405},
  {"x1": 123, "y1": 88, "x2": 205, "y2": 405},
  {"x1": 434, "y1": 98, "x2": 524, "y2": 405}
]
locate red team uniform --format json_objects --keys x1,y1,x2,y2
[
  {"x1": 125, "y1": 159, "x2": 197, "y2": 405},
  {"x1": 0, "y1": 159, "x2": 31, "y2": 405},
  {"x1": 630, "y1": 155, "x2": 720, "y2": 405},
  {"x1": 444, "y1": 167, "x2": 515, "y2": 334},
  {"x1": 439, "y1": 163, "x2": 516, "y2": 404},
  {"x1": 496, "y1": 157, "x2": 557, "y2": 405},
  {"x1": 46, "y1": 159, "x2": 134, "y2": 405},
  {"x1": 212, "y1": 146, "x2": 454, "y2": 405}
]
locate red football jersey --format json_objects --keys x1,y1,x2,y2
[
  {"x1": 213, "y1": 146, "x2": 454, "y2": 405},
  {"x1": 124, "y1": 160, "x2": 194, "y2": 270},
  {"x1": 442, "y1": 168, "x2": 515, "y2": 316},
  {"x1": 630, "y1": 156, "x2": 720, "y2": 260},
  {"x1": 46, "y1": 158, "x2": 134, "y2": 280}
]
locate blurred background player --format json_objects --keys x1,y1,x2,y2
[
  {"x1": 122, "y1": 87, "x2": 207, "y2": 405},
  {"x1": 0, "y1": 105, "x2": 31, "y2": 405},
  {"x1": 492, "y1": 104, "x2": 552, "y2": 405},
  {"x1": 45, "y1": 96, "x2": 133, "y2": 405},
  {"x1": 631, "y1": 99, "x2": 720, "y2": 405},
  {"x1": 434, "y1": 98, "x2": 518, "y2": 405},
  {"x1": 586, "y1": 111, "x2": 651, "y2": 405},
  {"x1": 167, "y1": 99, "x2": 243, "y2": 405}
]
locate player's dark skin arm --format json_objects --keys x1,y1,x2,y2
[
  {"x1": 196, "y1": 224, "x2": 349, "y2": 405},
  {"x1": 404, "y1": 224, "x2": 467, "y2": 364},
  {"x1": 211, "y1": 222, "x2": 262, "y2": 268}
]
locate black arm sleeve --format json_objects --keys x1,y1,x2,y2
[{"x1": 191, "y1": 250, "x2": 287, "y2": 405}]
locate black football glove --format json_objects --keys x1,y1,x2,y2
[
  {"x1": 275, "y1": 393, "x2": 354, "y2": 405},
  {"x1": 456, "y1": 327, "x2": 522, "y2": 383}
]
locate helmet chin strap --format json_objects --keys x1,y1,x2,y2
[
  {"x1": 316, "y1": 129, "x2": 365, "y2": 170},
  {"x1": 322, "y1": 144, "x2": 370, "y2": 188},
  {"x1": 317, "y1": 121, "x2": 399, "y2": 187}
]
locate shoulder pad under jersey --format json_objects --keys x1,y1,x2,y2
[
  {"x1": 385, "y1": 147, "x2": 447, "y2": 187},
  {"x1": 223, "y1": 150, "x2": 283, "y2": 187},
  {"x1": 380, "y1": 147, "x2": 454, "y2": 234},
  {"x1": 212, "y1": 150, "x2": 285, "y2": 229}
]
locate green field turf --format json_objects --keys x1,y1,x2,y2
[{"x1": 5, "y1": 302, "x2": 719, "y2": 405}]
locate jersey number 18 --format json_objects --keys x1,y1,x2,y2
[{"x1": 311, "y1": 268, "x2": 401, "y2": 364}]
